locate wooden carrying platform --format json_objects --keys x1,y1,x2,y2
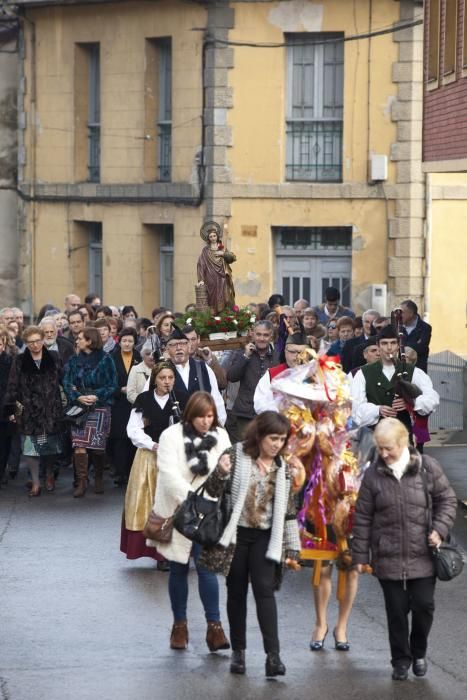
[{"x1": 200, "y1": 337, "x2": 246, "y2": 351}]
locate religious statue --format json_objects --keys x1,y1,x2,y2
[{"x1": 197, "y1": 220, "x2": 237, "y2": 313}]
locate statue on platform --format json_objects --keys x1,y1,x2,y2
[{"x1": 197, "y1": 221, "x2": 237, "y2": 313}]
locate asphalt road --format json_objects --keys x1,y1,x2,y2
[{"x1": 1, "y1": 455, "x2": 466, "y2": 700}]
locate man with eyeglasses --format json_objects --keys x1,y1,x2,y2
[
  {"x1": 254, "y1": 331, "x2": 309, "y2": 414},
  {"x1": 39, "y1": 318, "x2": 75, "y2": 365},
  {"x1": 159, "y1": 326, "x2": 226, "y2": 424}
]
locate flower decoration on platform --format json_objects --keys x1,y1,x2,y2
[{"x1": 177, "y1": 306, "x2": 255, "y2": 338}]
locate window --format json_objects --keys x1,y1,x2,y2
[
  {"x1": 88, "y1": 223, "x2": 103, "y2": 300},
  {"x1": 286, "y1": 34, "x2": 343, "y2": 182},
  {"x1": 274, "y1": 227, "x2": 352, "y2": 306},
  {"x1": 160, "y1": 225, "x2": 174, "y2": 309},
  {"x1": 428, "y1": 0, "x2": 440, "y2": 81},
  {"x1": 87, "y1": 45, "x2": 101, "y2": 182},
  {"x1": 74, "y1": 43, "x2": 100, "y2": 182},
  {"x1": 144, "y1": 38, "x2": 172, "y2": 182},
  {"x1": 443, "y1": 0, "x2": 457, "y2": 76},
  {"x1": 70, "y1": 221, "x2": 103, "y2": 300}
]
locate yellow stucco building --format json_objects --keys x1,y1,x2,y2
[{"x1": 14, "y1": 0, "x2": 467, "y2": 355}]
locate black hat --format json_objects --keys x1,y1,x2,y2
[
  {"x1": 167, "y1": 324, "x2": 188, "y2": 343},
  {"x1": 363, "y1": 335, "x2": 378, "y2": 349},
  {"x1": 377, "y1": 325, "x2": 398, "y2": 342},
  {"x1": 285, "y1": 331, "x2": 308, "y2": 346}
]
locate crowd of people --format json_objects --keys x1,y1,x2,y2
[{"x1": 0, "y1": 286, "x2": 457, "y2": 682}]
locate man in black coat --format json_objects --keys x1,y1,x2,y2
[{"x1": 400, "y1": 300, "x2": 432, "y2": 373}]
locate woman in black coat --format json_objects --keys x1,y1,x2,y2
[
  {"x1": 108, "y1": 327, "x2": 141, "y2": 485},
  {"x1": 5, "y1": 325, "x2": 64, "y2": 496}
]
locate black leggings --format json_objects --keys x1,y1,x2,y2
[{"x1": 227, "y1": 527, "x2": 279, "y2": 654}]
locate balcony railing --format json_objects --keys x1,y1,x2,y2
[
  {"x1": 286, "y1": 120, "x2": 342, "y2": 182},
  {"x1": 158, "y1": 122, "x2": 172, "y2": 182},
  {"x1": 87, "y1": 123, "x2": 100, "y2": 182}
]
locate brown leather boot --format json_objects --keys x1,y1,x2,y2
[
  {"x1": 92, "y1": 452, "x2": 105, "y2": 494},
  {"x1": 206, "y1": 621, "x2": 230, "y2": 652},
  {"x1": 170, "y1": 621, "x2": 188, "y2": 650},
  {"x1": 73, "y1": 452, "x2": 88, "y2": 498}
]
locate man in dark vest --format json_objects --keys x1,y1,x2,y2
[
  {"x1": 162, "y1": 326, "x2": 226, "y2": 425},
  {"x1": 351, "y1": 326, "x2": 439, "y2": 434},
  {"x1": 253, "y1": 331, "x2": 309, "y2": 414}
]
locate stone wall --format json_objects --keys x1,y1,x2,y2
[{"x1": 0, "y1": 24, "x2": 19, "y2": 306}]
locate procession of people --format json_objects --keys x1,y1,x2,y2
[{"x1": 0, "y1": 221, "x2": 460, "y2": 683}]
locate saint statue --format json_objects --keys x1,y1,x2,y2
[{"x1": 197, "y1": 220, "x2": 237, "y2": 313}]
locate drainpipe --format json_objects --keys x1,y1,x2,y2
[{"x1": 423, "y1": 172, "x2": 432, "y2": 323}]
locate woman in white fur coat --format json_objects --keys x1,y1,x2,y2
[{"x1": 151, "y1": 391, "x2": 231, "y2": 653}]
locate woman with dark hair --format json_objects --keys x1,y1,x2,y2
[
  {"x1": 155, "y1": 312, "x2": 174, "y2": 354},
  {"x1": 121, "y1": 361, "x2": 183, "y2": 566},
  {"x1": 202, "y1": 411, "x2": 301, "y2": 677},
  {"x1": 122, "y1": 305, "x2": 138, "y2": 321},
  {"x1": 5, "y1": 326, "x2": 64, "y2": 496},
  {"x1": 152, "y1": 391, "x2": 231, "y2": 652},
  {"x1": 63, "y1": 327, "x2": 118, "y2": 497},
  {"x1": 78, "y1": 303, "x2": 95, "y2": 323},
  {"x1": 95, "y1": 305, "x2": 112, "y2": 320},
  {"x1": 108, "y1": 327, "x2": 141, "y2": 486}
]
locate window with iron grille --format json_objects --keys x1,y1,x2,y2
[
  {"x1": 286, "y1": 34, "x2": 343, "y2": 182},
  {"x1": 87, "y1": 44, "x2": 100, "y2": 183},
  {"x1": 157, "y1": 39, "x2": 172, "y2": 182}
]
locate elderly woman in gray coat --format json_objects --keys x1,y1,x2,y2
[
  {"x1": 203, "y1": 411, "x2": 301, "y2": 679},
  {"x1": 352, "y1": 418, "x2": 457, "y2": 681}
]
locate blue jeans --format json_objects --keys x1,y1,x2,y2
[{"x1": 168, "y1": 542, "x2": 220, "y2": 623}]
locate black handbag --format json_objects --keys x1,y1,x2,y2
[
  {"x1": 173, "y1": 483, "x2": 225, "y2": 547},
  {"x1": 421, "y1": 466, "x2": 464, "y2": 582},
  {"x1": 62, "y1": 404, "x2": 89, "y2": 427},
  {"x1": 432, "y1": 534, "x2": 464, "y2": 581}
]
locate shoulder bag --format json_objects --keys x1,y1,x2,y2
[
  {"x1": 173, "y1": 482, "x2": 228, "y2": 548},
  {"x1": 142, "y1": 511, "x2": 174, "y2": 544},
  {"x1": 421, "y1": 466, "x2": 464, "y2": 581}
]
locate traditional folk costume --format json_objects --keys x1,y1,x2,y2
[
  {"x1": 351, "y1": 360, "x2": 439, "y2": 437},
  {"x1": 121, "y1": 388, "x2": 182, "y2": 560}
]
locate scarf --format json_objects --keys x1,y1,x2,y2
[{"x1": 183, "y1": 421, "x2": 218, "y2": 476}]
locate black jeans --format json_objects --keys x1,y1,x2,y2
[
  {"x1": 227, "y1": 527, "x2": 279, "y2": 654},
  {"x1": 379, "y1": 577, "x2": 436, "y2": 667}
]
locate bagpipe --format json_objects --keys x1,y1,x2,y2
[{"x1": 390, "y1": 307, "x2": 422, "y2": 404}]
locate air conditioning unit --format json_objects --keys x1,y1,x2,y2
[{"x1": 370, "y1": 284, "x2": 387, "y2": 316}]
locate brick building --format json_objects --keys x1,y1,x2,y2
[{"x1": 423, "y1": 0, "x2": 467, "y2": 170}]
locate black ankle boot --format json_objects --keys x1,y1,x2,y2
[
  {"x1": 265, "y1": 652, "x2": 286, "y2": 677},
  {"x1": 230, "y1": 650, "x2": 246, "y2": 674}
]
